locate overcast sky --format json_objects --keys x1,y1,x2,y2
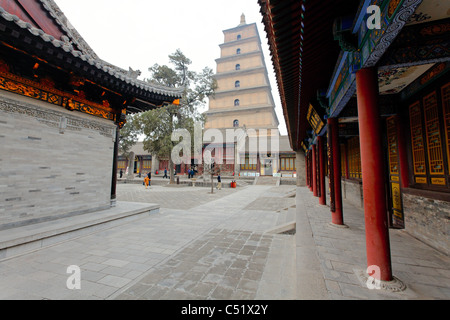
[{"x1": 55, "y1": 0, "x2": 287, "y2": 135}]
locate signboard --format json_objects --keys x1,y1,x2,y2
[{"x1": 307, "y1": 104, "x2": 325, "y2": 135}]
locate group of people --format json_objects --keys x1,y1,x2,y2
[
  {"x1": 187, "y1": 168, "x2": 197, "y2": 179},
  {"x1": 142, "y1": 167, "x2": 222, "y2": 190}
]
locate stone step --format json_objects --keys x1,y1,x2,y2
[
  {"x1": 0, "y1": 202, "x2": 159, "y2": 261},
  {"x1": 255, "y1": 176, "x2": 280, "y2": 185}
]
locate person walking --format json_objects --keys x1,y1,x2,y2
[
  {"x1": 147, "y1": 171, "x2": 151, "y2": 187},
  {"x1": 216, "y1": 173, "x2": 222, "y2": 190},
  {"x1": 144, "y1": 175, "x2": 149, "y2": 189},
  {"x1": 163, "y1": 168, "x2": 168, "y2": 179}
]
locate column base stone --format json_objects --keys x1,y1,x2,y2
[{"x1": 354, "y1": 269, "x2": 406, "y2": 293}]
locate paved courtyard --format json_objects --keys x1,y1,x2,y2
[
  {"x1": 0, "y1": 182, "x2": 448, "y2": 301},
  {"x1": 0, "y1": 183, "x2": 297, "y2": 300}
]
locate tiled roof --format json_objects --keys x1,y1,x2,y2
[
  {"x1": 39, "y1": 0, "x2": 100, "y2": 59},
  {"x1": 258, "y1": 0, "x2": 359, "y2": 150},
  {"x1": 0, "y1": 4, "x2": 183, "y2": 99}
]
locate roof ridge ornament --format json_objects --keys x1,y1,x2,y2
[{"x1": 127, "y1": 67, "x2": 141, "y2": 79}]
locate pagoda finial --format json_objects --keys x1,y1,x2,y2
[{"x1": 239, "y1": 13, "x2": 246, "y2": 26}]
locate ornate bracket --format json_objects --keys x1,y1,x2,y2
[{"x1": 333, "y1": 17, "x2": 358, "y2": 52}]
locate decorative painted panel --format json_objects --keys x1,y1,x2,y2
[
  {"x1": 0, "y1": 70, "x2": 116, "y2": 122},
  {"x1": 360, "y1": 0, "x2": 423, "y2": 68},
  {"x1": 406, "y1": 0, "x2": 450, "y2": 26},
  {"x1": 391, "y1": 182, "x2": 402, "y2": 211},
  {"x1": 401, "y1": 62, "x2": 449, "y2": 100},
  {"x1": 327, "y1": 0, "x2": 424, "y2": 117}
]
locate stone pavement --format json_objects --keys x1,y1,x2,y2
[
  {"x1": 296, "y1": 187, "x2": 450, "y2": 300},
  {"x1": 0, "y1": 183, "x2": 448, "y2": 300},
  {"x1": 0, "y1": 184, "x2": 297, "y2": 300},
  {"x1": 113, "y1": 184, "x2": 297, "y2": 300}
]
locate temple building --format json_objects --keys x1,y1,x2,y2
[
  {"x1": 258, "y1": 0, "x2": 449, "y2": 287},
  {"x1": 0, "y1": 0, "x2": 181, "y2": 230}
]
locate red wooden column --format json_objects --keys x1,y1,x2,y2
[
  {"x1": 308, "y1": 152, "x2": 313, "y2": 192},
  {"x1": 312, "y1": 144, "x2": 318, "y2": 197},
  {"x1": 356, "y1": 67, "x2": 393, "y2": 282},
  {"x1": 328, "y1": 118, "x2": 344, "y2": 225},
  {"x1": 306, "y1": 151, "x2": 310, "y2": 188},
  {"x1": 318, "y1": 136, "x2": 326, "y2": 205}
]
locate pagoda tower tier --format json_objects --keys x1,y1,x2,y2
[{"x1": 205, "y1": 15, "x2": 279, "y2": 134}]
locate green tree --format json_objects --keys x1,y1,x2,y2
[
  {"x1": 136, "y1": 49, "x2": 216, "y2": 183},
  {"x1": 118, "y1": 114, "x2": 139, "y2": 163}
]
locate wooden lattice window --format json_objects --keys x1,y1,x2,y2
[
  {"x1": 442, "y1": 83, "x2": 450, "y2": 173},
  {"x1": 409, "y1": 101, "x2": 427, "y2": 176},
  {"x1": 143, "y1": 160, "x2": 152, "y2": 169},
  {"x1": 241, "y1": 157, "x2": 257, "y2": 170},
  {"x1": 387, "y1": 117, "x2": 399, "y2": 175},
  {"x1": 409, "y1": 84, "x2": 450, "y2": 188},
  {"x1": 281, "y1": 157, "x2": 295, "y2": 171},
  {"x1": 347, "y1": 137, "x2": 361, "y2": 179},
  {"x1": 423, "y1": 92, "x2": 444, "y2": 175}
]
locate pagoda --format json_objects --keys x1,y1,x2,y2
[{"x1": 205, "y1": 14, "x2": 281, "y2": 176}]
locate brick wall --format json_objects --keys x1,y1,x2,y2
[
  {"x1": 324, "y1": 178, "x2": 364, "y2": 209},
  {"x1": 342, "y1": 179, "x2": 364, "y2": 209},
  {"x1": 0, "y1": 92, "x2": 116, "y2": 230},
  {"x1": 322, "y1": 174, "x2": 449, "y2": 255},
  {"x1": 403, "y1": 192, "x2": 450, "y2": 255}
]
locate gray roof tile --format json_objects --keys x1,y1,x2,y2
[{"x1": 0, "y1": 5, "x2": 183, "y2": 99}]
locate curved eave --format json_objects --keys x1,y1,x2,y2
[
  {"x1": 0, "y1": 7, "x2": 182, "y2": 111},
  {"x1": 258, "y1": 0, "x2": 359, "y2": 151}
]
